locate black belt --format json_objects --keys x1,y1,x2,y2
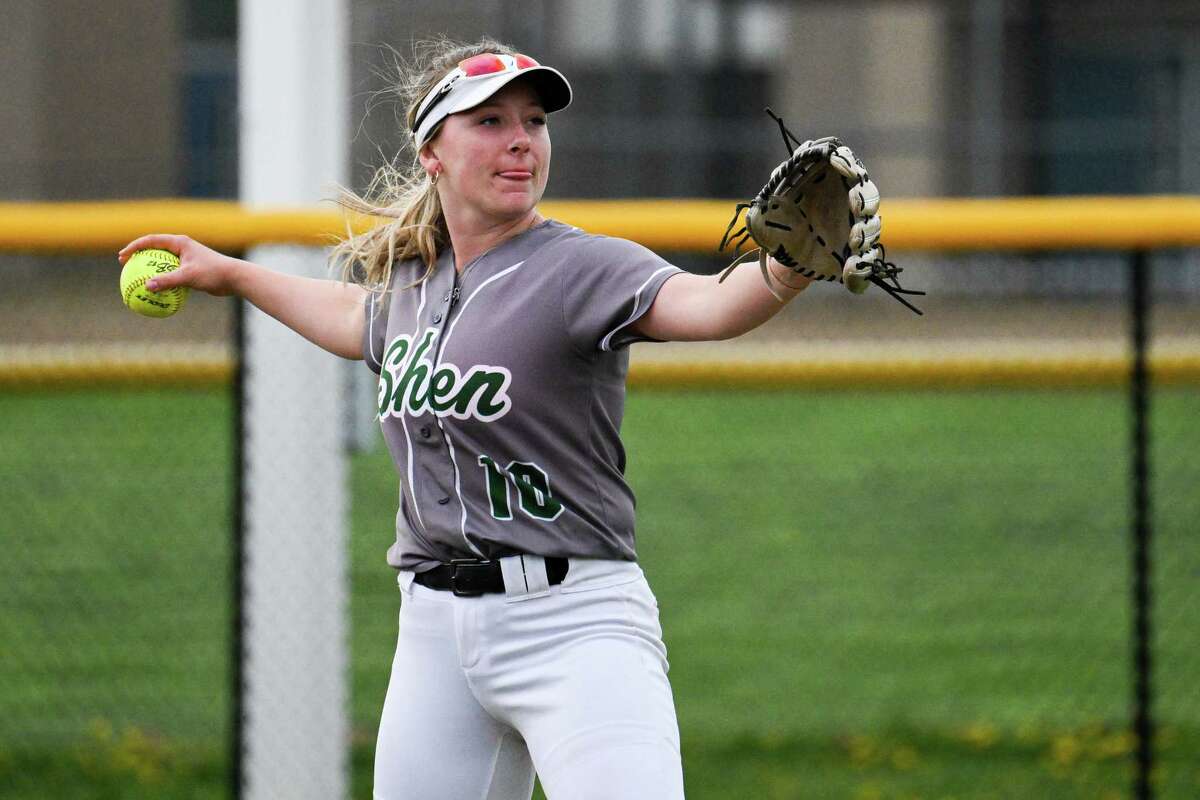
[{"x1": 413, "y1": 557, "x2": 570, "y2": 597}]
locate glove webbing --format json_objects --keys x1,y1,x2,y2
[{"x1": 718, "y1": 109, "x2": 926, "y2": 315}]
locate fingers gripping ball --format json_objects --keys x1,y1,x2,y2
[{"x1": 120, "y1": 249, "x2": 188, "y2": 318}]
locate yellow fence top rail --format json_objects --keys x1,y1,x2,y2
[
  {"x1": 2, "y1": 196, "x2": 1199, "y2": 255},
  {"x1": 3, "y1": 353, "x2": 1198, "y2": 391}
]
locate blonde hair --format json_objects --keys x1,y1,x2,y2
[{"x1": 331, "y1": 36, "x2": 521, "y2": 293}]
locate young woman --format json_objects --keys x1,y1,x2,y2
[{"x1": 118, "y1": 37, "x2": 809, "y2": 800}]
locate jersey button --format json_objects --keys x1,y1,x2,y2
[
  {"x1": 419, "y1": 426, "x2": 432, "y2": 439},
  {"x1": 437, "y1": 496, "x2": 450, "y2": 505},
  {"x1": 433, "y1": 312, "x2": 443, "y2": 323}
]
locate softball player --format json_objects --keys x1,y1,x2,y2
[{"x1": 118, "y1": 36, "x2": 812, "y2": 800}]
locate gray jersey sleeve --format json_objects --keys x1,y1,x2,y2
[
  {"x1": 362, "y1": 286, "x2": 391, "y2": 375},
  {"x1": 558, "y1": 235, "x2": 684, "y2": 352}
]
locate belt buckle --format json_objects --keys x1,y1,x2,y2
[{"x1": 449, "y1": 558, "x2": 490, "y2": 597}]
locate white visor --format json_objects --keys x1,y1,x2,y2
[{"x1": 412, "y1": 56, "x2": 572, "y2": 150}]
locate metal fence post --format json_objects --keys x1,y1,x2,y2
[
  {"x1": 1129, "y1": 249, "x2": 1154, "y2": 800},
  {"x1": 231, "y1": 294, "x2": 246, "y2": 800}
]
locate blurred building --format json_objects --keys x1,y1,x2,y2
[
  {"x1": 4, "y1": 0, "x2": 1197, "y2": 202},
  {"x1": 0, "y1": 0, "x2": 183, "y2": 200},
  {"x1": 2, "y1": 0, "x2": 1198, "y2": 287}
]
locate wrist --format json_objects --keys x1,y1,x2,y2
[
  {"x1": 766, "y1": 258, "x2": 812, "y2": 298},
  {"x1": 223, "y1": 255, "x2": 252, "y2": 297}
]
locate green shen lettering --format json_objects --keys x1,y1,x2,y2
[
  {"x1": 427, "y1": 367, "x2": 458, "y2": 413},
  {"x1": 377, "y1": 327, "x2": 513, "y2": 423},
  {"x1": 391, "y1": 331, "x2": 436, "y2": 414},
  {"x1": 377, "y1": 337, "x2": 410, "y2": 415},
  {"x1": 454, "y1": 371, "x2": 509, "y2": 419}
]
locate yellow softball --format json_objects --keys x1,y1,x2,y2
[{"x1": 120, "y1": 249, "x2": 188, "y2": 318}]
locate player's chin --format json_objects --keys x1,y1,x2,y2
[{"x1": 490, "y1": 189, "x2": 542, "y2": 217}]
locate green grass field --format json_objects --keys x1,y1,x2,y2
[{"x1": 1, "y1": 387, "x2": 1198, "y2": 799}]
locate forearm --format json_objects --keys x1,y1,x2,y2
[
  {"x1": 230, "y1": 258, "x2": 367, "y2": 360},
  {"x1": 705, "y1": 257, "x2": 812, "y2": 340},
  {"x1": 633, "y1": 257, "x2": 812, "y2": 343}
]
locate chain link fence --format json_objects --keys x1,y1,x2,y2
[
  {"x1": 0, "y1": 255, "x2": 236, "y2": 797},
  {"x1": 1, "y1": 248, "x2": 1197, "y2": 798},
  {"x1": 4, "y1": 0, "x2": 1200, "y2": 797}
]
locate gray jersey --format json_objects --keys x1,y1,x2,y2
[{"x1": 363, "y1": 219, "x2": 683, "y2": 572}]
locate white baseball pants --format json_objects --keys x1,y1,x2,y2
[{"x1": 373, "y1": 557, "x2": 685, "y2": 800}]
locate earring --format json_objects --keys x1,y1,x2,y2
[{"x1": 430, "y1": 169, "x2": 440, "y2": 186}]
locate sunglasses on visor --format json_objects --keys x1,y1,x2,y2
[{"x1": 411, "y1": 53, "x2": 541, "y2": 136}]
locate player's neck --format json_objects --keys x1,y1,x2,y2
[{"x1": 446, "y1": 209, "x2": 544, "y2": 273}]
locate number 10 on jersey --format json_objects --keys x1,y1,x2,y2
[{"x1": 477, "y1": 455, "x2": 565, "y2": 521}]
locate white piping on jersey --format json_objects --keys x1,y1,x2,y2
[
  {"x1": 440, "y1": 426, "x2": 485, "y2": 557},
  {"x1": 432, "y1": 259, "x2": 526, "y2": 557},
  {"x1": 371, "y1": 287, "x2": 427, "y2": 536},
  {"x1": 437, "y1": 260, "x2": 526, "y2": 361},
  {"x1": 598, "y1": 266, "x2": 679, "y2": 352},
  {"x1": 367, "y1": 291, "x2": 382, "y2": 369},
  {"x1": 401, "y1": 280, "x2": 428, "y2": 536}
]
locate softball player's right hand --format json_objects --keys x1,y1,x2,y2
[{"x1": 118, "y1": 234, "x2": 241, "y2": 297}]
